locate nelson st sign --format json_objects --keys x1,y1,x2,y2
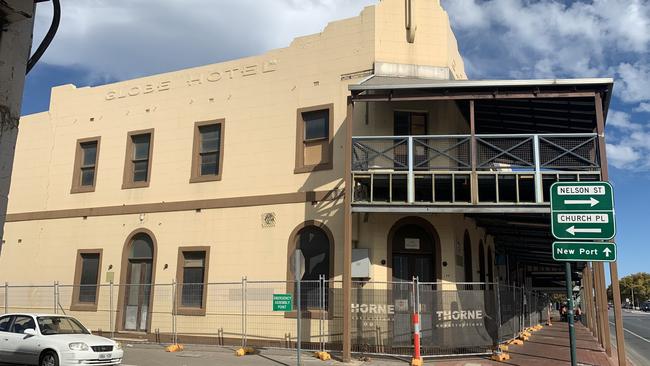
[{"x1": 550, "y1": 182, "x2": 616, "y2": 262}]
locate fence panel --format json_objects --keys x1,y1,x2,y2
[
  {"x1": 57, "y1": 284, "x2": 115, "y2": 335},
  {"x1": 6, "y1": 285, "x2": 55, "y2": 314}
]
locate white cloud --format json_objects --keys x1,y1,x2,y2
[
  {"x1": 607, "y1": 110, "x2": 642, "y2": 131},
  {"x1": 606, "y1": 143, "x2": 641, "y2": 169},
  {"x1": 616, "y1": 62, "x2": 650, "y2": 103},
  {"x1": 635, "y1": 103, "x2": 650, "y2": 113},
  {"x1": 443, "y1": 0, "x2": 650, "y2": 79},
  {"x1": 32, "y1": 0, "x2": 376, "y2": 82}
]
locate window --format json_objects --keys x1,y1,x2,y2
[
  {"x1": 190, "y1": 120, "x2": 225, "y2": 183},
  {"x1": 176, "y1": 247, "x2": 210, "y2": 315},
  {"x1": 295, "y1": 104, "x2": 333, "y2": 173},
  {"x1": 288, "y1": 223, "x2": 332, "y2": 312},
  {"x1": 123, "y1": 130, "x2": 154, "y2": 188},
  {"x1": 71, "y1": 249, "x2": 102, "y2": 311},
  {"x1": 0, "y1": 316, "x2": 12, "y2": 332},
  {"x1": 10, "y1": 316, "x2": 35, "y2": 334},
  {"x1": 71, "y1": 137, "x2": 100, "y2": 193}
]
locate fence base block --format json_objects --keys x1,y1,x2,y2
[
  {"x1": 165, "y1": 344, "x2": 183, "y2": 353},
  {"x1": 314, "y1": 351, "x2": 331, "y2": 361},
  {"x1": 491, "y1": 352, "x2": 511, "y2": 362},
  {"x1": 508, "y1": 339, "x2": 524, "y2": 346},
  {"x1": 498, "y1": 344, "x2": 509, "y2": 352},
  {"x1": 410, "y1": 357, "x2": 423, "y2": 366}
]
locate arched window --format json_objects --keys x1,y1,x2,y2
[
  {"x1": 463, "y1": 231, "x2": 473, "y2": 282},
  {"x1": 487, "y1": 246, "x2": 494, "y2": 283},
  {"x1": 297, "y1": 226, "x2": 330, "y2": 281},
  {"x1": 289, "y1": 223, "x2": 332, "y2": 310},
  {"x1": 130, "y1": 233, "x2": 153, "y2": 260},
  {"x1": 478, "y1": 240, "x2": 486, "y2": 283}
]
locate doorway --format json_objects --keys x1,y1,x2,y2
[
  {"x1": 388, "y1": 217, "x2": 441, "y2": 350},
  {"x1": 123, "y1": 232, "x2": 154, "y2": 332},
  {"x1": 391, "y1": 224, "x2": 435, "y2": 282}
]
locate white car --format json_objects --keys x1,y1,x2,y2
[{"x1": 0, "y1": 313, "x2": 123, "y2": 366}]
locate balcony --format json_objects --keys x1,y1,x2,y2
[{"x1": 351, "y1": 133, "x2": 600, "y2": 209}]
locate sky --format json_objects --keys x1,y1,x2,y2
[{"x1": 21, "y1": 0, "x2": 650, "y2": 279}]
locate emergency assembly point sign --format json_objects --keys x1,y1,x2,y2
[{"x1": 550, "y1": 182, "x2": 615, "y2": 240}]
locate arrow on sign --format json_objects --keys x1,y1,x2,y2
[
  {"x1": 566, "y1": 226, "x2": 602, "y2": 235},
  {"x1": 564, "y1": 197, "x2": 599, "y2": 207},
  {"x1": 603, "y1": 247, "x2": 612, "y2": 257}
]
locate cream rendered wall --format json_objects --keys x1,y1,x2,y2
[
  {"x1": 2, "y1": 0, "x2": 467, "y2": 288},
  {"x1": 374, "y1": 0, "x2": 467, "y2": 80},
  {"x1": 353, "y1": 212, "x2": 494, "y2": 284},
  {"x1": 354, "y1": 100, "x2": 468, "y2": 136},
  {"x1": 0, "y1": 201, "x2": 343, "y2": 285}
]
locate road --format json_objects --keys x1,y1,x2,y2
[{"x1": 609, "y1": 309, "x2": 650, "y2": 366}]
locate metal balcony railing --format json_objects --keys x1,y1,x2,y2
[{"x1": 352, "y1": 133, "x2": 600, "y2": 205}]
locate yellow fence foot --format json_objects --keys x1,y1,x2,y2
[
  {"x1": 410, "y1": 357, "x2": 423, "y2": 366},
  {"x1": 509, "y1": 339, "x2": 524, "y2": 345},
  {"x1": 491, "y1": 352, "x2": 511, "y2": 362},
  {"x1": 314, "y1": 351, "x2": 331, "y2": 361},
  {"x1": 498, "y1": 344, "x2": 509, "y2": 352},
  {"x1": 165, "y1": 344, "x2": 184, "y2": 352},
  {"x1": 235, "y1": 348, "x2": 246, "y2": 356}
]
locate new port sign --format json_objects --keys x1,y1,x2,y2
[{"x1": 552, "y1": 242, "x2": 616, "y2": 262}]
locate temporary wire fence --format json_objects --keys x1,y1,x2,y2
[{"x1": 1, "y1": 279, "x2": 547, "y2": 358}]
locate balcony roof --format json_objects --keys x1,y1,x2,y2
[{"x1": 350, "y1": 76, "x2": 614, "y2": 133}]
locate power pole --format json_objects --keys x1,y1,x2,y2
[{"x1": 0, "y1": 1, "x2": 38, "y2": 245}]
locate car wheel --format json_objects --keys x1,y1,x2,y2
[{"x1": 40, "y1": 350, "x2": 59, "y2": 366}]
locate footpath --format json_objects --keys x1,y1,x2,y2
[{"x1": 120, "y1": 319, "x2": 617, "y2": 366}]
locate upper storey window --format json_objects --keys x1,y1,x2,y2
[
  {"x1": 190, "y1": 119, "x2": 225, "y2": 183},
  {"x1": 123, "y1": 129, "x2": 154, "y2": 189},
  {"x1": 294, "y1": 104, "x2": 333, "y2": 174},
  {"x1": 71, "y1": 137, "x2": 100, "y2": 193}
]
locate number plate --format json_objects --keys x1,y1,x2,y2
[{"x1": 99, "y1": 353, "x2": 112, "y2": 360}]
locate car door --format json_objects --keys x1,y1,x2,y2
[
  {"x1": 0, "y1": 315, "x2": 15, "y2": 362},
  {"x1": 6, "y1": 315, "x2": 40, "y2": 365}
]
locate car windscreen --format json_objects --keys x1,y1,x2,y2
[{"x1": 37, "y1": 316, "x2": 90, "y2": 335}]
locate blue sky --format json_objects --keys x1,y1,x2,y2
[{"x1": 22, "y1": 0, "x2": 650, "y2": 279}]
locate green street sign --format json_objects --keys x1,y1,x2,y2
[
  {"x1": 550, "y1": 182, "x2": 616, "y2": 240},
  {"x1": 552, "y1": 242, "x2": 617, "y2": 262},
  {"x1": 272, "y1": 294, "x2": 293, "y2": 312}
]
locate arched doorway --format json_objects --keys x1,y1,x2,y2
[
  {"x1": 120, "y1": 230, "x2": 156, "y2": 332},
  {"x1": 478, "y1": 240, "x2": 486, "y2": 283},
  {"x1": 463, "y1": 231, "x2": 473, "y2": 282},
  {"x1": 487, "y1": 247, "x2": 494, "y2": 283},
  {"x1": 388, "y1": 217, "x2": 441, "y2": 282},
  {"x1": 287, "y1": 221, "x2": 334, "y2": 310}
]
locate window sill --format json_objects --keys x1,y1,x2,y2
[
  {"x1": 294, "y1": 162, "x2": 333, "y2": 174},
  {"x1": 189, "y1": 174, "x2": 222, "y2": 183},
  {"x1": 122, "y1": 181, "x2": 150, "y2": 189},
  {"x1": 176, "y1": 307, "x2": 207, "y2": 316},
  {"x1": 70, "y1": 303, "x2": 99, "y2": 312},
  {"x1": 70, "y1": 186, "x2": 96, "y2": 194}
]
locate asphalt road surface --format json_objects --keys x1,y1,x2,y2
[{"x1": 609, "y1": 309, "x2": 650, "y2": 366}]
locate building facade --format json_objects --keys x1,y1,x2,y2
[{"x1": 0, "y1": 0, "x2": 616, "y2": 359}]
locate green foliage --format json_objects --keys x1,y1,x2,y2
[{"x1": 607, "y1": 272, "x2": 650, "y2": 305}]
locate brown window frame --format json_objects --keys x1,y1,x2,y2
[
  {"x1": 294, "y1": 104, "x2": 333, "y2": 174},
  {"x1": 71, "y1": 249, "x2": 103, "y2": 312},
  {"x1": 176, "y1": 246, "x2": 210, "y2": 316},
  {"x1": 122, "y1": 129, "x2": 154, "y2": 189},
  {"x1": 71, "y1": 137, "x2": 101, "y2": 193},
  {"x1": 190, "y1": 119, "x2": 225, "y2": 183}
]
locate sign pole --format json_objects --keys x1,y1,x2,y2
[
  {"x1": 295, "y1": 251, "x2": 301, "y2": 366},
  {"x1": 565, "y1": 262, "x2": 577, "y2": 366}
]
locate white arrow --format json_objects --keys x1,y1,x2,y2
[
  {"x1": 564, "y1": 197, "x2": 599, "y2": 207},
  {"x1": 566, "y1": 226, "x2": 602, "y2": 235},
  {"x1": 603, "y1": 247, "x2": 612, "y2": 257}
]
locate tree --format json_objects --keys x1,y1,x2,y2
[{"x1": 607, "y1": 272, "x2": 650, "y2": 306}]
